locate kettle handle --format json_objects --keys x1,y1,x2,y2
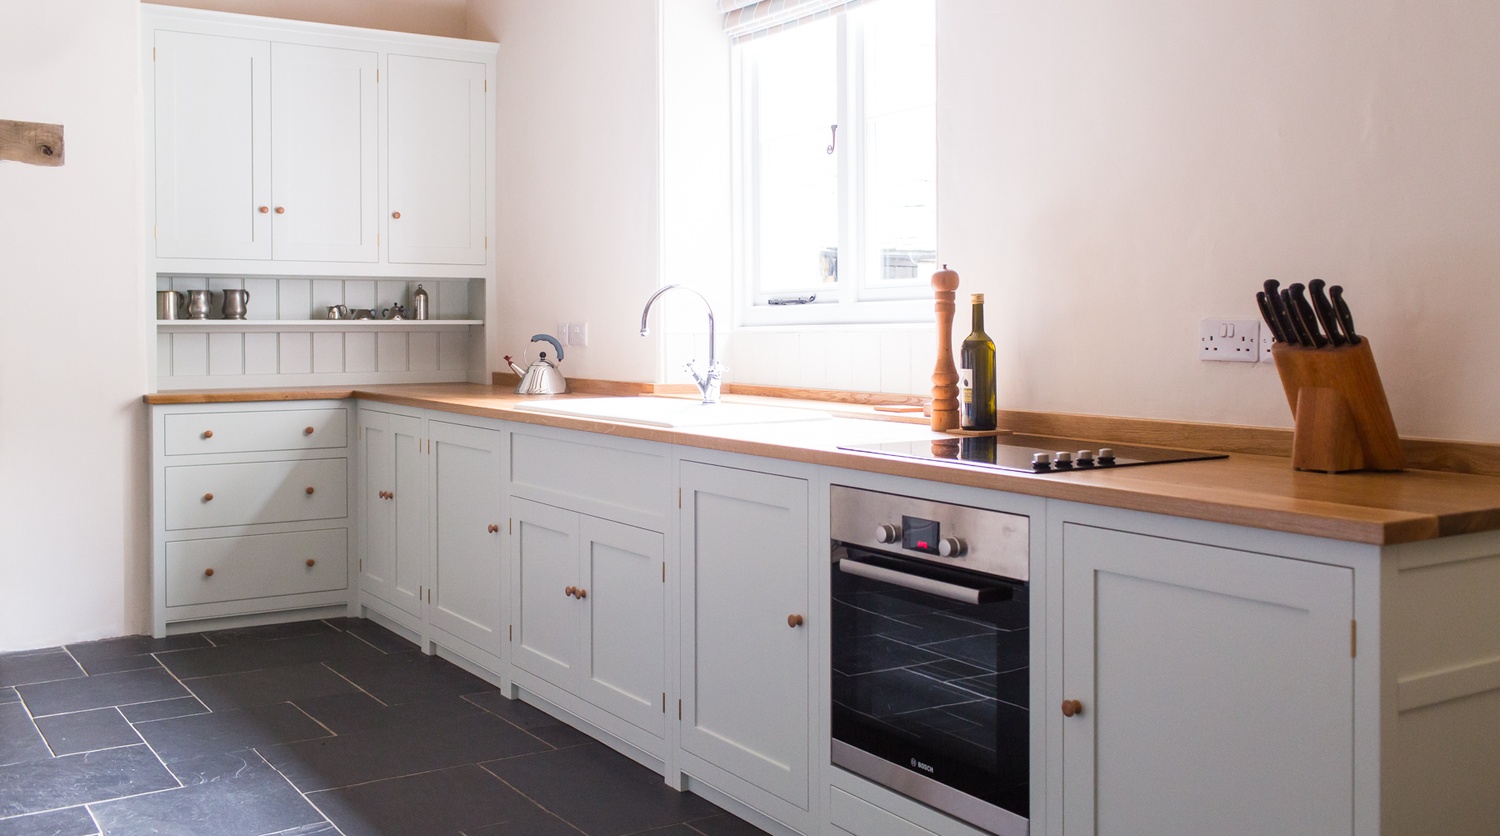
[{"x1": 530, "y1": 333, "x2": 565, "y2": 362}]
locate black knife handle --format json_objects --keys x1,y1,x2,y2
[
  {"x1": 1255, "y1": 291, "x2": 1288, "y2": 343},
  {"x1": 1280, "y1": 289, "x2": 1315, "y2": 347},
  {"x1": 1263, "y1": 279, "x2": 1300, "y2": 345},
  {"x1": 1329, "y1": 285, "x2": 1360, "y2": 345},
  {"x1": 1307, "y1": 279, "x2": 1345, "y2": 347},
  {"x1": 1287, "y1": 283, "x2": 1328, "y2": 348}
]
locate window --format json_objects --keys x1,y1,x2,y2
[{"x1": 733, "y1": 0, "x2": 937, "y2": 326}]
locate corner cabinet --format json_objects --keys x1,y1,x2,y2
[{"x1": 356, "y1": 408, "x2": 427, "y2": 623}]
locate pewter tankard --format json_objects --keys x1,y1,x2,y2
[
  {"x1": 185, "y1": 289, "x2": 213, "y2": 320},
  {"x1": 222, "y1": 289, "x2": 250, "y2": 320}
]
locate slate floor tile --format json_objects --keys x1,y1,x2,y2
[
  {"x1": 34, "y1": 707, "x2": 141, "y2": 756},
  {"x1": 0, "y1": 805, "x2": 98, "y2": 836},
  {"x1": 64, "y1": 634, "x2": 210, "y2": 675},
  {"x1": 135, "y1": 702, "x2": 331, "y2": 764},
  {"x1": 482, "y1": 744, "x2": 719, "y2": 836},
  {"x1": 263, "y1": 709, "x2": 550, "y2": 792},
  {"x1": 342, "y1": 621, "x2": 420, "y2": 654},
  {"x1": 464, "y1": 690, "x2": 595, "y2": 748},
  {"x1": 0, "y1": 744, "x2": 178, "y2": 818},
  {"x1": 0, "y1": 649, "x2": 84, "y2": 689},
  {"x1": 18, "y1": 668, "x2": 189, "y2": 718},
  {"x1": 118, "y1": 696, "x2": 209, "y2": 724},
  {"x1": 684, "y1": 813, "x2": 768, "y2": 835},
  {"x1": 0, "y1": 687, "x2": 19, "y2": 705},
  {"x1": 290, "y1": 691, "x2": 482, "y2": 735},
  {"x1": 74, "y1": 655, "x2": 164, "y2": 677},
  {"x1": 89, "y1": 750, "x2": 326, "y2": 836},
  {"x1": 156, "y1": 633, "x2": 384, "y2": 680},
  {"x1": 181, "y1": 662, "x2": 363, "y2": 712},
  {"x1": 200, "y1": 621, "x2": 339, "y2": 646},
  {"x1": 0, "y1": 701, "x2": 50, "y2": 766},
  {"x1": 310, "y1": 763, "x2": 569, "y2": 836},
  {"x1": 323, "y1": 652, "x2": 497, "y2": 706}
]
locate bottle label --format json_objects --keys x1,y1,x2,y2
[{"x1": 959, "y1": 365, "x2": 974, "y2": 405}]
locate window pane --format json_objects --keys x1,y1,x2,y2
[
  {"x1": 861, "y1": 0, "x2": 936, "y2": 291},
  {"x1": 749, "y1": 18, "x2": 838, "y2": 294}
]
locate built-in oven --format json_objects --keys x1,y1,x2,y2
[{"x1": 830, "y1": 485, "x2": 1030, "y2": 836}]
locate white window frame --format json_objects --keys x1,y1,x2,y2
[{"x1": 731, "y1": 6, "x2": 935, "y2": 328}]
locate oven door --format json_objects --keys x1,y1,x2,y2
[{"x1": 830, "y1": 545, "x2": 1029, "y2": 836}]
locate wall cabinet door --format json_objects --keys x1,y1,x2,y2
[
  {"x1": 578, "y1": 516, "x2": 664, "y2": 737},
  {"x1": 511, "y1": 497, "x2": 581, "y2": 686},
  {"x1": 1060, "y1": 523, "x2": 1354, "y2": 836},
  {"x1": 386, "y1": 53, "x2": 487, "y2": 265},
  {"x1": 153, "y1": 30, "x2": 270, "y2": 260},
  {"x1": 679, "y1": 462, "x2": 810, "y2": 808},
  {"x1": 429, "y1": 420, "x2": 504, "y2": 655},
  {"x1": 359, "y1": 410, "x2": 426, "y2": 617}
]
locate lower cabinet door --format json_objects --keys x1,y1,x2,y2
[
  {"x1": 166, "y1": 528, "x2": 347, "y2": 607},
  {"x1": 578, "y1": 515, "x2": 664, "y2": 737},
  {"x1": 429, "y1": 421, "x2": 504, "y2": 654},
  {"x1": 679, "y1": 461, "x2": 810, "y2": 808},
  {"x1": 1060, "y1": 523, "x2": 1354, "y2": 836},
  {"x1": 510, "y1": 497, "x2": 581, "y2": 686},
  {"x1": 359, "y1": 410, "x2": 426, "y2": 617}
]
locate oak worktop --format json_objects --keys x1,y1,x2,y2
[{"x1": 146, "y1": 383, "x2": 1500, "y2": 545}]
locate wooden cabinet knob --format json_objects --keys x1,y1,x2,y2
[
  {"x1": 202, "y1": 492, "x2": 214, "y2": 502},
  {"x1": 787, "y1": 614, "x2": 804, "y2": 628},
  {"x1": 304, "y1": 426, "x2": 315, "y2": 435},
  {"x1": 391, "y1": 211, "x2": 401, "y2": 219},
  {"x1": 305, "y1": 486, "x2": 315, "y2": 495},
  {"x1": 306, "y1": 559, "x2": 316, "y2": 567},
  {"x1": 575, "y1": 587, "x2": 587, "y2": 599},
  {"x1": 1061, "y1": 699, "x2": 1084, "y2": 718},
  {"x1": 274, "y1": 206, "x2": 285, "y2": 214},
  {"x1": 487, "y1": 524, "x2": 499, "y2": 533},
  {"x1": 203, "y1": 568, "x2": 214, "y2": 577},
  {"x1": 202, "y1": 430, "x2": 213, "y2": 439},
  {"x1": 258, "y1": 206, "x2": 269, "y2": 214},
  {"x1": 565, "y1": 586, "x2": 576, "y2": 598}
]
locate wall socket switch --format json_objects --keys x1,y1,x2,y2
[
  {"x1": 568, "y1": 322, "x2": 588, "y2": 347},
  {"x1": 1199, "y1": 319, "x2": 1261, "y2": 363},
  {"x1": 556, "y1": 322, "x2": 570, "y2": 346}
]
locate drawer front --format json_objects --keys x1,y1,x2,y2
[
  {"x1": 829, "y1": 788, "x2": 940, "y2": 836},
  {"x1": 164, "y1": 408, "x2": 348, "y2": 455},
  {"x1": 165, "y1": 528, "x2": 348, "y2": 607},
  {"x1": 165, "y1": 458, "x2": 348, "y2": 530},
  {"x1": 511, "y1": 431, "x2": 669, "y2": 527}
]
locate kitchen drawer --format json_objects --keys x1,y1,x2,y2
[
  {"x1": 164, "y1": 458, "x2": 348, "y2": 530},
  {"x1": 829, "y1": 788, "x2": 940, "y2": 836},
  {"x1": 165, "y1": 528, "x2": 348, "y2": 607},
  {"x1": 163, "y1": 408, "x2": 348, "y2": 455},
  {"x1": 510, "y1": 431, "x2": 669, "y2": 526}
]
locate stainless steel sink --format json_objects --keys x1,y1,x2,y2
[{"x1": 512, "y1": 397, "x2": 831, "y2": 428}]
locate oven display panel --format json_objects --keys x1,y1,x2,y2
[{"x1": 901, "y1": 515, "x2": 940, "y2": 554}]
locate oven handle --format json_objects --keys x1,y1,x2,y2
[{"x1": 837, "y1": 555, "x2": 995, "y2": 604}]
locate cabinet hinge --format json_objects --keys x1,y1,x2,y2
[
  {"x1": 428, "y1": 588, "x2": 432, "y2": 604},
  {"x1": 678, "y1": 488, "x2": 682, "y2": 509},
  {"x1": 509, "y1": 518, "x2": 513, "y2": 535},
  {"x1": 153, "y1": 47, "x2": 157, "y2": 61},
  {"x1": 484, "y1": 79, "x2": 488, "y2": 92},
  {"x1": 678, "y1": 699, "x2": 682, "y2": 720},
  {"x1": 154, "y1": 224, "x2": 158, "y2": 240},
  {"x1": 509, "y1": 624, "x2": 513, "y2": 642},
  {"x1": 661, "y1": 692, "x2": 666, "y2": 713},
  {"x1": 484, "y1": 236, "x2": 488, "y2": 250},
  {"x1": 1351, "y1": 619, "x2": 1357, "y2": 658},
  {"x1": 359, "y1": 558, "x2": 363, "y2": 572},
  {"x1": 661, "y1": 562, "x2": 665, "y2": 583},
  {"x1": 376, "y1": 68, "x2": 380, "y2": 83}
]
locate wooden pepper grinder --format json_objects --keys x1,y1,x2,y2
[{"x1": 930, "y1": 265, "x2": 962, "y2": 431}]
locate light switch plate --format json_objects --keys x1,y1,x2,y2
[{"x1": 1199, "y1": 319, "x2": 1260, "y2": 363}]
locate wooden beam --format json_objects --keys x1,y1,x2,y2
[{"x1": 0, "y1": 120, "x2": 65, "y2": 166}]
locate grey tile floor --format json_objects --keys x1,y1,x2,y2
[{"x1": 0, "y1": 619, "x2": 765, "y2": 836}]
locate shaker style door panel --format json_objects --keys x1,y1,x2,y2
[
  {"x1": 269, "y1": 42, "x2": 379, "y2": 263},
  {"x1": 679, "y1": 462, "x2": 811, "y2": 808},
  {"x1": 579, "y1": 516, "x2": 665, "y2": 737},
  {"x1": 359, "y1": 411, "x2": 397, "y2": 605},
  {"x1": 153, "y1": 30, "x2": 270, "y2": 260},
  {"x1": 429, "y1": 421, "x2": 504, "y2": 655},
  {"x1": 1060, "y1": 523, "x2": 1354, "y2": 836},
  {"x1": 510, "y1": 498, "x2": 581, "y2": 687},
  {"x1": 390, "y1": 415, "x2": 429, "y2": 617},
  {"x1": 386, "y1": 54, "x2": 487, "y2": 265}
]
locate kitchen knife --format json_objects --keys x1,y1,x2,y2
[
  {"x1": 1329, "y1": 285, "x2": 1361, "y2": 345},
  {"x1": 1280, "y1": 289, "x2": 1316, "y2": 347},
  {"x1": 1255, "y1": 291, "x2": 1289, "y2": 343},
  {"x1": 1263, "y1": 279, "x2": 1300, "y2": 345},
  {"x1": 1287, "y1": 283, "x2": 1328, "y2": 348},
  {"x1": 1307, "y1": 279, "x2": 1346, "y2": 347}
]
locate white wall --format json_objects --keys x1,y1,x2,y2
[
  {"x1": 468, "y1": 0, "x2": 663, "y2": 383},
  {"x1": 0, "y1": 0, "x2": 147, "y2": 652}
]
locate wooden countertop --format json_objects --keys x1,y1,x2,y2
[{"x1": 146, "y1": 383, "x2": 1500, "y2": 546}]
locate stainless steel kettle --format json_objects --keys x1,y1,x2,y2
[{"x1": 505, "y1": 334, "x2": 568, "y2": 395}]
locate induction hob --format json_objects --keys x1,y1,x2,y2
[{"x1": 837, "y1": 434, "x2": 1227, "y2": 474}]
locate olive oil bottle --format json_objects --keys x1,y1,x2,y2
[{"x1": 959, "y1": 294, "x2": 997, "y2": 430}]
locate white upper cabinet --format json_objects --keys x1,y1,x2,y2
[{"x1": 386, "y1": 54, "x2": 488, "y2": 266}]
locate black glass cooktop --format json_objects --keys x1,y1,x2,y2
[{"x1": 838, "y1": 434, "x2": 1227, "y2": 474}]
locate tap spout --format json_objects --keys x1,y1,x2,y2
[{"x1": 639, "y1": 284, "x2": 716, "y2": 370}]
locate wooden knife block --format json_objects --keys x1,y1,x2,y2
[{"x1": 1271, "y1": 340, "x2": 1403, "y2": 473}]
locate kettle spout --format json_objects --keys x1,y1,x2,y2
[{"x1": 503, "y1": 355, "x2": 527, "y2": 377}]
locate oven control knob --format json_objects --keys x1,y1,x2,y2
[
  {"x1": 938, "y1": 537, "x2": 967, "y2": 558},
  {"x1": 875, "y1": 523, "x2": 901, "y2": 544}
]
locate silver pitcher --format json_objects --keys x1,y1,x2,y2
[
  {"x1": 185, "y1": 289, "x2": 213, "y2": 320},
  {"x1": 156, "y1": 290, "x2": 184, "y2": 320},
  {"x1": 222, "y1": 289, "x2": 250, "y2": 320},
  {"x1": 326, "y1": 304, "x2": 349, "y2": 320}
]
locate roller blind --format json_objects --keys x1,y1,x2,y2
[{"x1": 720, "y1": 0, "x2": 873, "y2": 43}]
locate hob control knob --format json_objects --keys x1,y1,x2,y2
[
  {"x1": 1031, "y1": 452, "x2": 1052, "y2": 472},
  {"x1": 1075, "y1": 450, "x2": 1096, "y2": 467},
  {"x1": 1054, "y1": 451, "x2": 1074, "y2": 470},
  {"x1": 938, "y1": 537, "x2": 967, "y2": 558},
  {"x1": 874, "y1": 523, "x2": 901, "y2": 544},
  {"x1": 1097, "y1": 447, "x2": 1117, "y2": 465}
]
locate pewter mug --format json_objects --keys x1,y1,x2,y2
[
  {"x1": 222, "y1": 289, "x2": 250, "y2": 320},
  {"x1": 185, "y1": 289, "x2": 213, "y2": 320},
  {"x1": 156, "y1": 290, "x2": 184, "y2": 320},
  {"x1": 327, "y1": 304, "x2": 349, "y2": 320}
]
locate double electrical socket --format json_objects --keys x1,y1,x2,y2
[
  {"x1": 1199, "y1": 318, "x2": 1270, "y2": 363},
  {"x1": 554, "y1": 322, "x2": 589, "y2": 347}
]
